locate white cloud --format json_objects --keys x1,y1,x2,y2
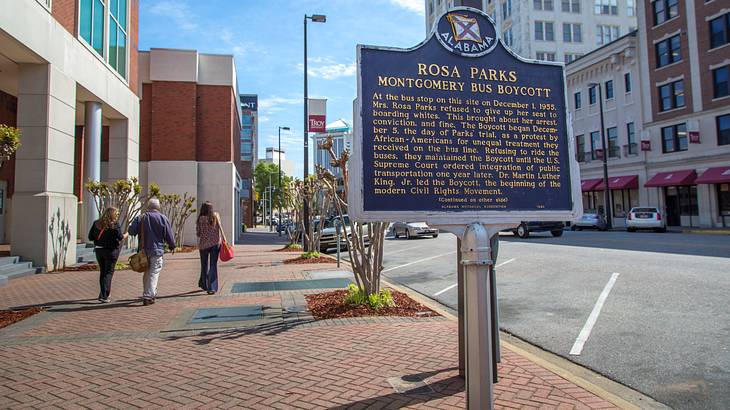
[
  {"x1": 258, "y1": 96, "x2": 301, "y2": 112},
  {"x1": 297, "y1": 57, "x2": 356, "y2": 80},
  {"x1": 389, "y1": 0, "x2": 425, "y2": 15},
  {"x1": 258, "y1": 115, "x2": 271, "y2": 123},
  {"x1": 148, "y1": 1, "x2": 198, "y2": 31}
]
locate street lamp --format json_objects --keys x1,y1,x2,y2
[
  {"x1": 303, "y1": 13, "x2": 326, "y2": 250},
  {"x1": 278, "y1": 126, "x2": 290, "y2": 236},
  {"x1": 589, "y1": 82, "x2": 612, "y2": 229}
]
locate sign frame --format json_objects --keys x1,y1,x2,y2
[{"x1": 349, "y1": 7, "x2": 582, "y2": 226}]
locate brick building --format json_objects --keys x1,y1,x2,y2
[
  {"x1": 138, "y1": 49, "x2": 242, "y2": 245},
  {"x1": 0, "y1": 0, "x2": 140, "y2": 269}
]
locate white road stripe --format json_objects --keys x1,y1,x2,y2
[
  {"x1": 433, "y1": 283, "x2": 457, "y2": 296},
  {"x1": 569, "y1": 272, "x2": 621, "y2": 356},
  {"x1": 387, "y1": 245, "x2": 425, "y2": 256},
  {"x1": 381, "y1": 251, "x2": 456, "y2": 273},
  {"x1": 432, "y1": 257, "x2": 517, "y2": 296},
  {"x1": 496, "y1": 258, "x2": 516, "y2": 268}
]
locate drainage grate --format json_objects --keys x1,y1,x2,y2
[
  {"x1": 231, "y1": 278, "x2": 352, "y2": 293},
  {"x1": 189, "y1": 306, "x2": 263, "y2": 324}
]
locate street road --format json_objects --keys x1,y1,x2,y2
[{"x1": 340, "y1": 229, "x2": 730, "y2": 409}]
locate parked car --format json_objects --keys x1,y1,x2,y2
[
  {"x1": 572, "y1": 210, "x2": 607, "y2": 231},
  {"x1": 505, "y1": 221, "x2": 565, "y2": 238},
  {"x1": 318, "y1": 215, "x2": 370, "y2": 252},
  {"x1": 392, "y1": 221, "x2": 439, "y2": 239},
  {"x1": 626, "y1": 207, "x2": 666, "y2": 232}
]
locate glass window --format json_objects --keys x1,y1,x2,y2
[
  {"x1": 242, "y1": 115, "x2": 253, "y2": 125},
  {"x1": 535, "y1": 21, "x2": 543, "y2": 40},
  {"x1": 596, "y1": 25, "x2": 619, "y2": 45},
  {"x1": 535, "y1": 21, "x2": 554, "y2": 41},
  {"x1": 624, "y1": 72, "x2": 632, "y2": 93},
  {"x1": 627, "y1": 0, "x2": 634, "y2": 16},
  {"x1": 718, "y1": 114, "x2": 730, "y2": 146},
  {"x1": 576, "y1": 134, "x2": 585, "y2": 162},
  {"x1": 605, "y1": 80, "x2": 614, "y2": 99},
  {"x1": 661, "y1": 123, "x2": 687, "y2": 153},
  {"x1": 658, "y1": 80, "x2": 685, "y2": 111},
  {"x1": 709, "y1": 14, "x2": 730, "y2": 49},
  {"x1": 655, "y1": 35, "x2": 682, "y2": 68},
  {"x1": 536, "y1": 52, "x2": 556, "y2": 61},
  {"x1": 627, "y1": 122, "x2": 637, "y2": 154},
  {"x1": 653, "y1": 0, "x2": 679, "y2": 25},
  {"x1": 108, "y1": 0, "x2": 127, "y2": 77},
  {"x1": 591, "y1": 131, "x2": 601, "y2": 159},
  {"x1": 594, "y1": 0, "x2": 618, "y2": 15},
  {"x1": 713, "y1": 66, "x2": 729, "y2": 99},
  {"x1": 562, "y1": 0, "x2": 580, "y2": 12},
  {"x1": 80, "y1": 0, "x2": 106, "y2": 57},
  {"x1": 678, "y1": 186, "x2": 698, "y2": 216},
  {"x1": 589, "y1": 86, "x2": 597, "y2": 104},
  {"x1": 534, "y1": 0, "x2": 553, "y2": 10},
  {"x1": 607, "y1": 127, "x2": 619, "y2": 157},
  {"x1": 718, "y1": 184, "x2": 730, "y2": 216},
  {"x1": 574, "y1": 91, "x2": 582, "y2": 109},
  {"x1": 503, "y1": 28, "x2": 513, "y2": 47},
  {"x1": 563, "y1": 23, "x2": 581, "y2": 42},
  {"x1": 564, "y1": 53, "x2": 582, "y2": 63}
]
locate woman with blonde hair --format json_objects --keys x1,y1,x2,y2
[
  {"x1": 196, "y1": 202, "x2": 221, "y2": 295},
  {"x1": 88, "y1": 207, "x2": 127, "y2": 303}
]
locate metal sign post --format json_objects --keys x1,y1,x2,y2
[{"x1": 336, "y1": 223, "x2": 341, "y2": 268}]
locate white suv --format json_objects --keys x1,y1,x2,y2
[{"x1": 626, "y1": 207, "x2": 666, "y2": 232}]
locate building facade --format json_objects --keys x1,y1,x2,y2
[
  {"x1": 239, "y1": 94, "x2": 257, "y2": 228},
  {"x1": 138, "y1": 49, "x2": 242, "y2": 245},
  {"x1": 568, "y1": 0, "x2": 730, "y2": 228},
  {"x1": 426, "y1": 0, "x2": 637, "y2": 63},
  {"x1": 0, "y1": 0, "x2": 140, "y2": 268},
  {"x1": 635, "y1": 0, "x2": 730, "y2": 227},
  {"x1": 261, "y1": 147, "x2": 295, "y2": 178},
  {"x1": 312, "y1": 119, "x2": 353, "y2": 181}
]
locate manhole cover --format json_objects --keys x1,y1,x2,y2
[
  {"x1": 189, "y1": 306, "x2": 263, "y2": 324},
  {"x1": 231, "y1": 278, "x2": 352, "y2": 293}
]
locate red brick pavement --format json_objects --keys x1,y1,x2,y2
[{"x1": 0, "y1": 236, "x2": 621, "y2": 409}]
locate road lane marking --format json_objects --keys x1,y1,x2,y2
[
  {"x1": 496, "y1": 258, "x2": 516, "y2": 268},
  {"x1": 432, "y1": 257, "x2": 517, "y2": 296},
  {"x1": 433, "y1": 283, "x2": 457, "y2": 296},
  {"x1": 387, "y1": 245, "x2": 426, "y2": 256},
  {"x1": 569, "y1": 272, "x2": 621, "y2": 356},
  {"x1": 381, "y1": 251, "x2": 456, "y2": 274}
]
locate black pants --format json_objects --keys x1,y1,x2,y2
[{"x1": 95, "y1": 248, "x2": 120, "y2": 300}]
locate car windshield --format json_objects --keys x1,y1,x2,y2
[{"x1": 632, "y1": 208, "x2": 657, "y2": 213}]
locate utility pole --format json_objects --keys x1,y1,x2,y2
[{"x1": 591, "y1": 83, "x2": 612, "y2": 229}]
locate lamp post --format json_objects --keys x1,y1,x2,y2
[
  {"x1": 589, "y1": 82, "x2": 612, "y2": 229},
  {"x1": 278, "y1": 126, "x2": 290, "y2": 236},
  {"x1": 303, "y1": 13, "x2": 326, "y2": 250},
  {"x1": 268, "y1": 172, "x2": 273, "y2": 232}
]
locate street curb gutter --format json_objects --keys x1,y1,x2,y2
[{"x1": 380, "y1": 277, "x2": 671, "y2": 410}]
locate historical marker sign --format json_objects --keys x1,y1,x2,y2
[{"x1": 350, "y1": 7, "x2": 582, "y2": 224}]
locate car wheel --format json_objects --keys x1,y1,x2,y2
[
  {"x1": 551, "y1": 229, "x2": 563, "y2": 237},
  {"x1": 406, "y1": 230, "x2": 411, "y2": 239},
  {"x1": 517, "y1": 224, "x2": 529, "y2": 238},
  {"x1": 320, "y1": 247, "x2": 328, "y2": 253},
  {"x1": 627, "y1": 227, "x2": 635, "y2": 232},
  {"x1": 432, "y1": 234, "x2": 439, "y2": 238}
]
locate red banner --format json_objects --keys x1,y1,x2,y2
[
  {"x1": 641, "y1": 140, "x2": 651, "y2": 151},
  {"x1": 308, "y1": 115, "x2": 326, "y2": 133}
]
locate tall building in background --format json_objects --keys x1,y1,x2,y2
[
  {"x1": 312, "y1": 119, "x2": 352, "y2": 191},
  {"x1": 261, "y1": 147, "x2": 295, "y2": 178},
  {"x1": 239, "y1": 94, "x2": 258, "y2": 228},
  {"x1": 425, "y1": 0, "x2": 637, "y2": 63}
]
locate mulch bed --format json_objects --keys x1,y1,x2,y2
[
  {"x1": 283, "y1": 256, "x2": 335, "y2": 264},
  {"x1": 0, "y1": 307, "x2": 45, "y2": 329},
  {"x1": 305, "y1": 289, "x2": 439, "y2": 320},
  {"x1": 60, "y1": 263, "x2": 99, "y2": 272}
]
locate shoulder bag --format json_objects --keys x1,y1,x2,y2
[
  {"x1": 129, "y1": 215, "x2": 148, "y2": 272},
  {"x1": 217, "y1": 215, "x2": 234, "y2": 262}
]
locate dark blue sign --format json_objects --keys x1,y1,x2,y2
[
  {"x1": 358, "y1": 7, "x2": 572, "y2": 213},
  {"x1": 240, "y1": 94, "x2": 258, "y2": 111}
]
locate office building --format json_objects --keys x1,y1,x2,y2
[
  {"x1": 240, "y1": 94, "x2": 257, "y2": 228},
  {"x1": 0, "y1": 0, "x2": 140, "y2": 269},
  {"x1": 312, "y1": 119, "x2": 352, "y2": 181},
  {"x1": 426, "y1": 0, "x2": 637, "y2": 63},
  {"x1": 138, "y1": 48, "x2": 242, "y2": 244},
  {"x1": 261, "y1": 147, "x2": 295, "y2": 178}
]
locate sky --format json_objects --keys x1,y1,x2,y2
[{"x1": 139, "y1": 0, "x2": 428, "y2": 179}]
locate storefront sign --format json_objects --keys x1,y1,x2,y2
[
  {"x1": 307, "y1": 98, "x2": 327, "y2": 133},
  {"x1": 350, "y1": 7, "x2": 581, "y2": 224},
  {"x1": 689, "y1": 131, "x2": 700, "y2": 143},
  {"x1": 641, "y1": 140, "x2": 651, "y2": 151},
  {"x1": 240, "y1": 95, "x2": 257, "y2": 111}
]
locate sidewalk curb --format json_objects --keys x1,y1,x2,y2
[{"x1": 379, "y1": 277, "x2": 670, "y2": 410}]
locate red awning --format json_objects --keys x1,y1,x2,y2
[
  {"x1": 695, "y1": 166, "x2": 730, "y2": 185},
  {"x1": 581, "y1": 178, "x2": 603, "y2": 192},
  {"x1": 645, "y1": 170, "x2": 697, "y2": 187},
  {"x1": 595, "y1": 175, "x2": 639, "y2": 190}
]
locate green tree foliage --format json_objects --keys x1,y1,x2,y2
[{"x1": 254, "y1": 162, "x2": 293, "y2": 211}]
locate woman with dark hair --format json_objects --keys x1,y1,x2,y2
[
  {"x1": 196, "y1": 202, "x2": 222, "y2": 294},
  {"x1": 88, "y1": 207, "x2": 127, "y2": 303}
]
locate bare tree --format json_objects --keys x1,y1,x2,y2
[{"x1": 317, "y1": 136, "x2": 388, "y2": 296}]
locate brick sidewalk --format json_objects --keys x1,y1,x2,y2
[{"x1": 0, "y1": 233, "x2": 621, "y2": 409}]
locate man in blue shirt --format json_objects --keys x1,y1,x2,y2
[{"x1": 129, "y1": 198, "x2": 176, "y2": 305}]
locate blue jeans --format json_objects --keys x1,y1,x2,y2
[{"x1": 198, "y1": 245, "x2": 220, "y2": 292}]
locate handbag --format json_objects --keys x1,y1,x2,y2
[
  {"x1": 217, "y1": 215, "x2": 234, "y2": 262},
  {"x1": 129, "y1": 215, "x2": 148, "y2": 273}
]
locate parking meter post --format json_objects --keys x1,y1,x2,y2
[
  {"x1": 461, "y1": 222, "x2": 494, "y2": 410},
  {"x1": 490, "y1": 233, "x2": 501, "y2": 374},
  {"x1": 457, "y1": 238, "x2": 465, "y2": 378}
]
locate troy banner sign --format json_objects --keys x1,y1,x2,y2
[{"x1": 307, "y1": 98, "x2": 327, "y2": 133}]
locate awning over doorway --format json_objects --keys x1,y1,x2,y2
[
  {"x1": 695, "y1": 166, "x2": 730, "y2": 185},
  {"x1": 595, "y1": 175, "x2": 639, "y2": 190},
  {"x1": 644, "y1": 169, "x2": 697, "y2": 187},
  {"x1": 581, "y1": 178, "x2": 603, "y2": 192}
]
